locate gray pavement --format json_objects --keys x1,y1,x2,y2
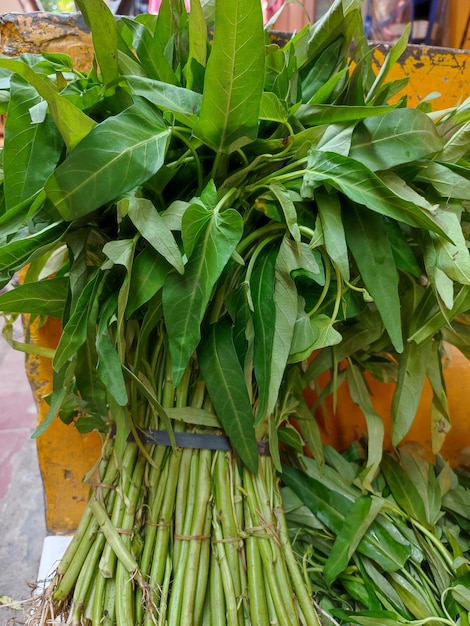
[{"x1": 0, "y1": 322, "x2": 46, "y2": 625}]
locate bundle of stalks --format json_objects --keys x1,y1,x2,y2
[{"x1": 30, "y1": 358, "x2": 320, "y2": 626}]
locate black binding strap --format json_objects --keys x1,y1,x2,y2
[{"x1": 129, "y1": 428, "x2": 270, "y2": 456}]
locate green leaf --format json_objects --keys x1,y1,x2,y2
[
  {"x1": 0, "y1": 222, "x2": 67, "y2": 277},
  {"x1": 163, "y1": 202, "x2": 243, "y2": 385},
  {"x1": 433, "y1": 209, "x2": 470, "y2": 285},
  {"x1": 302, "y1": 149, "x2": 449, "y2": 237},
  {"x1": 439, "y1": 119, "x2": 470, "y2": 163},
  {"x1": 381, "y1": 453, "x2": 428, "y2": 526},
  {"x1": 198, "y1": 319, "x2": 258, "y2": 473},
  {"x1": 282, "y1": 464, "x2": 411, "y2": 571},
  {"x1": 324, "y1": 495, "x2": 383, "y2": 586},
  {"x1": 3, "y1": 77, "x2": 63, "y2": 210},
  {"x1": 344, "y1": 205, "x2": 403, "y2": 352},
  {"x1": 391, "y1": 339, "x2": 433, "y2": 445},
  {"x1": 126, "y1": 75, "x2": 201, "y2": 126},
  {"x1": 127, "y1": 247, "x2": 170, "y2": 317},
  {"x1": 53, "y1": 272, "x2": 103, "y2": 372},
  {"x1": 32, "y1": 361, "x2": 76, "y2": 438},
  {"x1": 267, "y1": 239, "x2": 316, "y2": 415},
  {"x1": 365, "y1": 24, "x2": 410, "y2": 103},
  {"x1": 316, "y1": 187, "x2": 349, "y2": 280},
  {"x1": 0, "y1": 277, "x2": 67, "y2": 318},
  {"x1": 349, "y1": 108, "x2": 443, "y2": 171},
  {"x1": 120, "y1": 16, "x2": 178, "y2": 85},
  {"x1": 193, "y1": 0, "x2": 265, "y2": 153},
  {"x1": 96, "y1": 293, "x2": 128, "y2": 407},
  {"x1": 0, "y1": 56, "x2": 96, "y2": 151},
  {"x1": 125, "y1": 196, "x2": 184, "y2": 274},
  {"x1": 295, "y1": 103, "x2": 394, "y2": 127},
  {"x1": 268, "y1": 183, "x2": 300, "y2": 242},
  {"x1": 45, "y1": 98, "x2": 171, "y2": 221},
  {"x1": 346, "y1": 363, "x2": 384, "y2": 488},
  {"x1": 331, "y1": 609, "x2": 406, "y2": 626},
  {"x1": 250, "y1": 248, "x2": 277, "y2": 422},
  {"x1": 75, "y1": 0, "x2": 119, "y2": 86},
  {"x1": 259, "y1": 92, "x2": 289, "y2": 124},
  {"x1": 417, "y1": 161, "x2": 470, "y2": 200}
]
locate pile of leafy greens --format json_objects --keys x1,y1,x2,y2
[
  {"x1": 284, "y1": 444, "x2": 470, "y2": 625},
  {"x1": 0, "y1": 0, "x2": 470, "y2": 623}
]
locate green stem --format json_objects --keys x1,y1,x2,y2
[
  {"x1": 179, "y1": 448, "x2": 213, "y2": 623},
  {"x1": 193, "y1": 494, "x2": 213, "y2": 625},
  {"x1": 274, "y1": 483, "x2": 323, "y2": 626},
  {"x1": 144, "y1": 448, "x2": 182, "y2": 624},
  {"x1": 236, "y1": 222, "x2": 286, "y2": 257},
  {"x1": 244, "y1": 498, "x2": 270, "y2": 626},
  {"x1": 210, "y1": 542, "x2": 226, "y2": 626},
  {"x1": 89, "y1": 498, "x2": 140, "y2": 578}
]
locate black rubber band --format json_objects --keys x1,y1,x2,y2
[{"x1": 129, "y1": 428, "x2": 270, "y2": 456}]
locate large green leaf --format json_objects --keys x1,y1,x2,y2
[
  {"x1": 0, "y1": 277, "x2": 67, "y2": 318},
  {"x1": 96, "y1": 293, "x2": 128, "y2": 407},
  {"x1": 126, "y1": 247, "x2": 170, "y2": 317},
  {"x1": 282, "y1": 464, "x2": 411, "y2": 571},
  {"x1": 266, "y1": 239, "x2": 318, "y2": 416},
  {"x1": 3, "y1": 77, "x2": 63, "y2": 210},
  {"x1": 0, "y1": 223, "x2": 67, "y2": 278},
  {"x1": 391, "y1": 339, "x2": 433, "y2": 445},
  {"x1": 75, "y1": 0, "x2": 119, "y2": 86},
  {"x1": 0, "y1": 56, "x2": 96, "y2": 151},
  {"x1": 119, "y1": 18, "x2": 178, "y2": 86},
  {"x1": 344, "y1": 205, "x2": 403, "y2": 353},
  {"x1": 163, "y1": 202, "x2": 243, "y2": 385},
  {"x1": 296, "y1": 103, "x2": 395, "y2": 127},
  {"x1": 198, "y1": 319, "x2": 258, "y2": 474},
  {"x1": 126, "y1": 75, "x2": 201, "y2": 127},
  {"x1": 193, "y1": 0, "x2": 265, "y2": 153},
  {"x1": 417, "y1": 161, "x2": 470, "y2": 200},
  {"x1": 324, "y1": 495, "x2": 383, "y2": 586},
  {"x1": 45, "y1": 98, "x2": 171, "y2": 221},
  {"x1": 125, "y1": 196, "x2": 184, "y2": 274},
  {"x1": 346, "y1": 363, "x2": 385, "y2": 488},
  {"x1": 381, "y1": 453, "x2": 429, "y2": 526},
  {"x1": 349, "y1": 108, "x2": 443, "y2": 171},
  {"x1": 53, "y1": 271, "x2": 103, "y2": 372},
  {"x1": 302, "y1": 150, "x2": 448, "y2": 237},
  {"x1": 250, "y1": 248, "x2": 277, "y2": 423},
  {"x1": 316, "y1": 187, "x2": 349, "y2": 280}
]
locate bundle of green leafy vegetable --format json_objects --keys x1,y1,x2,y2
[
  {"x1": 283, "y1": 444, "x2": 470, "y2": 626},
  {"x1": 0, "y1": 0, "x2": 469, "y2": 623}
]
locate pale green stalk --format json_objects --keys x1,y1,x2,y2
[
  {"x1": 212, "y1": 508, "x2": 240, "y2": 626},
  {"x1": 143, "y1": 448, "x2": 182, "y2": 625},
  {"x1": 91, "y1": 571, "x2": 108, "y2": 625},
  {"x1": 158, "y1": 555, "x2": 172, "y2": 626},
  {"x1": 193, "y1": 497, "x2": 213, "y2": 625},
  {"x1": 178, "y1": 448, "x2": 213, "y2": 624},
  {"x1": 69, "y1": 531, "x2": 107, "y2": 625},
  {"x1": 244, "y1": 499, "x2": 269, "y2": 626},
  {"x1": 209, "y1": 548, "x2": 226, "y2": 626},
  {"x1": 98, "y1": 442, "x2": 139, "y2": 578},
  {"x1": 172, "y1": 445, "x2": 194, "y2": 567},
  {"x1": 168, "y1": 449, "x2": 201, "y2": 625},
  {"x1": 213, "y1": 451, "x2": 245, "y2": 626},
  {"x1": 243, "y1": 468, "x2": 299, "y2": 624},
  {"x1": 102, "y1": 577, "x2": 116, "y2": 626}
]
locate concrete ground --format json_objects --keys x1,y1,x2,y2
[{"x1": 0, "y1": 318, "x2": 46, "y2": 624}]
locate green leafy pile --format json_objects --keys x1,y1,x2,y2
[
  {"x1": 0, "y1": 0, "x2": 469, "y2": 623},
  {"x1": 284, "y1": 445, "x2": 470, "y2": 626}
]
